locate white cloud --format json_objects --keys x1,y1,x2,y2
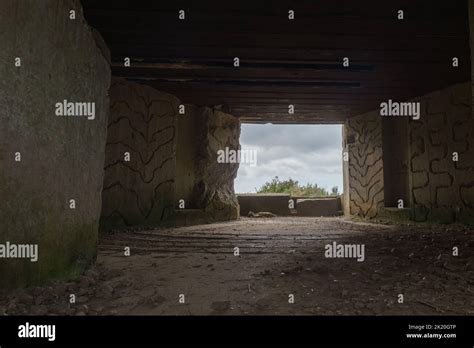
[{"x1": 235, "y1": 124, "x2": 343, "y2": 193}]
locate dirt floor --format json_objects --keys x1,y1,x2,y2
[{"x1": 1, "y1": 217, "x2": 473, "y2": 315}]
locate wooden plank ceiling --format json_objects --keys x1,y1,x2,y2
[{"x1": 81, "y1": 0, "x2": 470, "y2": 124}]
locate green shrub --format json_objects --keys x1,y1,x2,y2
[{"x1": 256, "y1": 176, "x2": 339, "y2": 197}]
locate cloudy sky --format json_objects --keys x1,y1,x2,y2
[{"x1": 234, "y1": 124, "x2": 343, "y2": 193}]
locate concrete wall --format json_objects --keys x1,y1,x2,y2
[
  {"x1": 102, "y1": 84, "x2": 241, "y2": 228},
  {"x1": 237, "y1": 194, "x2": 292, "y2": 216},
  {"x1": 344, "y1": 110, "x2": 385, "y2": 218},
  {"x1": 101, "y1": 78, "x2": 179, "y2": 230},
  {"x1": 296, "y1": 198, "x2": 342, "y2": 217},
  {"x1": 408, "y1": 83, "x2": 474, "y2": 224},
  {"x1": 237, "y1": 194, "x2": 342, "y2": 217},
  {"x1": 176, "y1": 106, "x2": 241, "y2": 223},
  {"x1": 344, "y1": 1, "x2": 474, "y2": 224},
  {"x1": 0, "y1": 0, "x2": 110, "y2": 288},
  {"x1": 344, "y1": 82, "x2": 474, "y2": 224}
]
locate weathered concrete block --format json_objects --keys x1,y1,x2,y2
[
  {"x1": 344, "y1": 111, "x2": 384, "y2": 219},
  {"x1": 407, "y1": 83, "x2": 474, "y2": 224},
  {"x1": 237, "y1": 194, "x2": 291, "y2": 216},
  {"x1": 296, "y1": 198, "x2": 342, "y2": 217},
  {"x1": 176, "y1": 105, "x2": 241, "y2": 224},
  {"x1": 0, "y1": 0, "x2": 110, "y2": 288},
  {"x1": 101, "y1": 78, "x2": 180, "y2": 230},
  {"x1": 191, "y1": 107, "x2": 241, "y2": 222},
  {"x1": 102, "y1": 90, "x2": 240, "y2": 229},
  {"x1": 345, "y1": 82, "x2": 474, "y2": 225}
]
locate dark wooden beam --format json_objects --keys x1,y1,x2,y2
[{"x1": 81, "y1": 0, "x2": 471, "y2": 124}]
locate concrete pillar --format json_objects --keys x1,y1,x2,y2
[
  {"x1": 0, "y1": 0, "x2": 110, "y2": 288},
  {"x1": 175, "y1": 106, "x2": 241, "y2": 225},
  {"x1": 343, "y1": 112, "x2": 385, "y2": 219},
  {"x1": 100, "y1": 78, "x2": 180, "y2": 230}
]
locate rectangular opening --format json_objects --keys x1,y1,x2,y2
[{"x1": 235, "y1": 123, "x2": 343, "y2": 217}]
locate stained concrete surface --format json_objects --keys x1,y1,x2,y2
[
  {"x1": 237, "y1": 194, "x2": 292, "y2": 216},
  {"x1": 0, "y1": 0, "x2": 110, "y2": 288},
  {"x1": 0, "y1": 217, "x2": 472, "y2": 315},
  {"x1": 296, "y1": 198, "x2": 342, "y2": 217},
  {"x1": 101, "y1": 78, "x2": 179, "y2": 230},
  {"x1": 344, "y1": 82, "x2": 474, "y2": 224}
]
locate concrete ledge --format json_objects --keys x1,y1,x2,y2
[
  {"x1": 296, "y1": 198, "x2": 342, "y2": 217},
  {"x1": 237, "y1": 194, "x2": 291, "y2": 216}
]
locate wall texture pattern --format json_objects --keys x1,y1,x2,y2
[
  {"x1": 408, "y1": 83, "x2": 474, "y2": 224},
  {"x1": 100, "y1": 78, "x2": 180, "y2": 230},
  {"x1": 189, "y1": 107, "x2": 241, "y2": 223},
  {"x1": 344, "y1": 111, "x2": 385, "y2": 218},
  {"x1": 344, "y1": 83, "x2": 474, "y2": 224}
]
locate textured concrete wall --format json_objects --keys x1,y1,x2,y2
[
  {"x1": 344, "y1": 111, "x2": 385, "y2": 218},
  {"x1": 102, "y1": 82, "x2": 240, "y2": 228},
  {"x1": 408, "y1": 83, "x2": 474, "y2": 224},
  {"x1": 0, "y1": 0, "x2": 110, "y2": 288},
  {"x1": 101, "y1": 78, "x2": 179, "y2": 229},
  {"x1": 188, "y1": 106, "x2": 241, "y2": 222},
  {"x1": 344, "y1": 83, "x2": 474, "y2": 224}
]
